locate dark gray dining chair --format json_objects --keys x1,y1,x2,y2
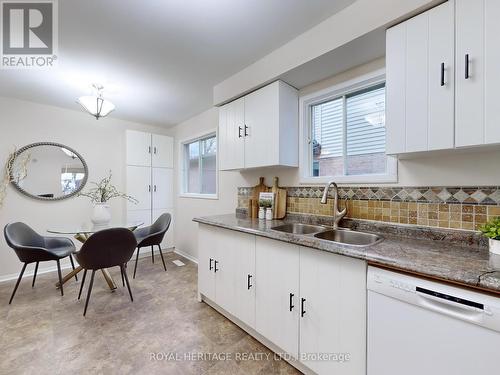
[
  {"x1": 75, "y1": 228, "x2": 137, "y2": 316},
  {"x1": 132, "y1": 213, "x2": 171, "y2": 278},
  {"x1": 4, "y1": 222, "x2": 77, "y2": 304}
]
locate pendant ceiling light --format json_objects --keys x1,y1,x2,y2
[{"x1": 77, "y1": 84, "x2": 115, "y2": 120}]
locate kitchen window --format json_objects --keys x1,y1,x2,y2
[
  {"x1": 300, "y1": 71, "x2": 397, "y2": 183},
  {"x1": 180, "y1": 133, "x2": 217, "y2": 198}
]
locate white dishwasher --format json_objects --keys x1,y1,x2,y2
[{"x1": 367, "y1": 266, "x2": 500, "y2": 375}]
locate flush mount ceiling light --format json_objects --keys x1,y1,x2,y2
[{"x1": 77, "y1": 84, "x2": 115, "y2": 120}]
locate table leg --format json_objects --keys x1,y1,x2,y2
[
  {"x1": 56, "y1": 266, "x2": 83, "y2": 288},
  {"x1": 55, "y1": 232, "x2": 117, "y2": 291},
  {"x1": 101, "y1": 269, "x2": 117, "y2": 291}
]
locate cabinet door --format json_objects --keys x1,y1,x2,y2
[
  {"x1": 256, "y1": 237, "x2": 299, "y2": 358},
  {"x1": 428, "y1": 0, "x2": 455, "y2": 150},
  {"x1": 214, "y1": 232, "x2": 238, "y2": 316},
  {"x1": 405, "y1": 12, "x2": 429, "y2": 153},
  {"x1": 152, "y1": 167, "x2": 173, "y2": 210},
  {"x1": 244, "y1": 82, "x2": 279, "y2": 168},
  {"x1": 126, "y1": 130, "x2": 152, "y2": 166},
  {"x1": 152, "y1": 134, "x2": 174, "y2": 168},
  {"x1": 219, "y1": 98, "x2": 245, "y2": 170},
  {"x1": 385, "y1": 23, "x2": 406, "y2": 154},
  {"x1": 299, "y1": 247, "x2": 366, "y2": 375},
  {"x1": 456, "y1": 0, "x2": 485, "y2": 147},
  {"x1": 198, "y1": 224, "x2": 217, "y2": 301},
  {"x1": 233, "y1": 232, "x2": 256, "y2": 329},
  {"x1": 126, "y1": 166, "x2": 151, "y2": 211},
  {"x1": 484, "y1": 0, "x2": 500, "y2": 144},
  {"x1": 153, "y1": 208, "x2": 174, "y2": 249}
]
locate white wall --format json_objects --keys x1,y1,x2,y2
[
  {"x1": 0, "y1": 97, "x2": 170, "y2": 280},
  {"x1": 173, "y1": 59, "x2": 500, "y2": 261}
]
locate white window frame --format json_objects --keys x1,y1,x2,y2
[
  {"x1": 178, "y1": 130, "x2": 218, "y2": 200},
  {"x1": 299, "y1": 68, "x2": 398, "y2": 184}
]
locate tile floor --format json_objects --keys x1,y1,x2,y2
[{"x1": 0, "y1": 252, "x2": 300, "y2": 375}]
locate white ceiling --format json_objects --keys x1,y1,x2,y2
[{"x1": 0, "y1": 0, "x2": 355, "y2": 127}]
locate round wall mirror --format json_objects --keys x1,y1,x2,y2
[{"x1": 10, "y1": 142, "x2": 88, "y2": 201}]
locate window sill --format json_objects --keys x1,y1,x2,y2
[
  {"x1": 299, "y1": 174, "x2": 398, "y2": 185},
  {"x1": 179, "y1": 193, "x2": 218, "y2": 200}
]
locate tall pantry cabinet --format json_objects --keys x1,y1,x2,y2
[{"x1": 126, "y1": 130, "x2": 174, "y2": 249}]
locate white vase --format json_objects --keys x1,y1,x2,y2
[
  {"x1": 489, "y1": 238, "x2": 500, "y2": 255},
  {"x1": 265, "y1": 208, "x2": 273, "y2": 220},
  {"x1": 91, "y1": 203, "x2": 111, "y2": 225},
  {"x1": 258, "y1": 207, "x2": 265, "y2": 220}
]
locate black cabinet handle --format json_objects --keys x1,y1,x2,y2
[
  {"x1": 301, "y1": 298, "x2": 306, "y2": 317},
  {"x1": 289, "y1": 293, "x2": 295, "y2": 311},
  {"x1": 209, "y1": 258, "x2": 213, "y2": 271},
  {"x1": 148, "y1": 146, "x2": 151, "y2": 154},
  {"x1": 440, "y1": 62, "x2": 445, "y2": 86},
  {"x1": 154, "y1": 146, "x2": 157, "y2": 154},
  {"x1": 238, "y1": 126, "x2": 242, "y2": 138},
  {"x1": 465, "y1": 54, "x2": 470, "y2": 79},
  {"x1": 148, "y1": 185, "x2": 151, "y2": 192},
  {"x1": 247, "y1": 274, "x2": 253, "y2": 289},
  {"x1": 153, "y1": 185, "x2": 157, "y2": 192},
  {"x1": 244, "y1": 125, "x2": 249, "y2": 137},
  {"x1": 214, "y1": 260, "x2": 219, "y2": 273}
]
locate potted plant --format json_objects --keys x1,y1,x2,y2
[
  {"x1": 258, "y1": 199, "x2": 269, "y2": 220},
  {"x1": 480, "y1": 217, "x2": 500, "y2": 255},
  {"x1": 79, "y1": 171, "x2": 138, "y2": 225},
  {"x1": 259, "y1": 199, "x2": 273, "y2": 220}
]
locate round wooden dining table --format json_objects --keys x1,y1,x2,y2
[{"x1": 47, "y1": 221, "x2": 143, "y2": 291}]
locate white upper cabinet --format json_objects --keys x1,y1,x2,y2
[
  {"x1": 219, "y1": 97, "x2": 245, "y2": 170},
  {"x1": 428, "y1": 1, "x2": 455, "y2": 150},
  {"x1": 218, "y1": 80, "x2": 298, "y2": 170},
  {"x1": 456, "y1": 0, "x2": 500, "y2": 147},
  {"x1": 152, "y1": 134, "x2": 174, "y2": 168},
  {"x1": 126, "y1": 130, "x2": 174, "y2": 167},
  {"x1": 126, "y1": 130, "x2": 152, "y2": 166},
  {"x1": 386, "y1": 23, "x2": 406, "y2": 155},
  {"x1": 484, "y1": 0, "x2": 500, "y2": 145},
  {"x1": 455, "y1": 0, "x2": 485, "y2": 147},
  {"x1": 386, "y1": 1, "x2": 454, "y2": 154}
]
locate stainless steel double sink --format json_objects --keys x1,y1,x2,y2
[{"x1": 270, "y1": 223, "x2": 383, "y2": 247}]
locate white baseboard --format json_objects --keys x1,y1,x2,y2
[
  {"x1": 0, "y1": 262, "x2": 74, "y2": 283},
  {"x1": 173, "y1": 248, "x2": 198, "y2": 264},
  {"x1": 0, "y1": 246, "x2": 176, "y2": 284}
]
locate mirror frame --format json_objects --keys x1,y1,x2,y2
[{"x1": 9, "y1": 142, "x2": 89, "y2": 201}]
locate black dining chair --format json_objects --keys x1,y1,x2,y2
[
  {"x1": 4, "y1": 222, "x2": 77, "y2": 304},
  {"x1": 132, "y1": 213, "x2": 171, "y2": 279},
  {"x1": 74, "y1": 228, "x2": 137, "y2": 316}
]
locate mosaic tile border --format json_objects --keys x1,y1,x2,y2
[{"x1": 238, "y1": 186, "x2": 500, "y2": 205}]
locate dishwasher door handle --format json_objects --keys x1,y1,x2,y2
[{"x1": 416, "y1": 290, "x2": 484, "y2": 323}]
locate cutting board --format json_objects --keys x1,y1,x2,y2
[
  {"x1": 272, "y1": 177, "x2": 287, "y2": 219},
  {"x1": 252, "y1": 177, "x2": 269, "y2": 201}
]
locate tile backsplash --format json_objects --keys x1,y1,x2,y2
[{"x1": 238, "y1": 186, "x2": 500, "y2": 231}]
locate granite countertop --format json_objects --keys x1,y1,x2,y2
[{"x1": 193, "y1": 213, "x2": 500, "y2": 295}]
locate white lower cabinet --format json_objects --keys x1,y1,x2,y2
[
  {"x1": 255, "y1": 237, "x2": 300, "y2": 358},
  {"x1": 198, "y1": 225, "x2": 217, "y2": 301},
  {"x1": 198, "y1": 225, "x2": 256, "y2": 327},
  {"x1": 198, "y1": 224, "x2": 367, "y2": 374},
  {"x1": 299, "y1": 247, "x2": 366, "y2": 375}
]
